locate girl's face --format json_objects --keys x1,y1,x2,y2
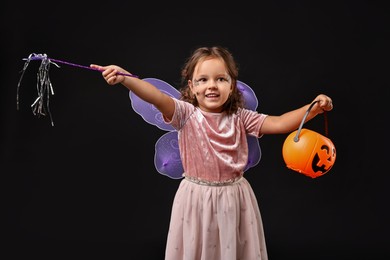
[{"x1": 189, "y1": 57, "x2": 232, "y2": 113}]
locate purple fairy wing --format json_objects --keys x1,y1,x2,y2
[
  {"x1": 129, "y1": 78, "x2": 180, "y2": 131},
  {"x1": 237, "y1": 80, "x2": 262, "y2": 171},
  {"x1": 245, "y1": 135, "x2": 262, "y2": 171},
  {"x1": 129, "y1": 78, "x2": 184, "y2": 178},
  {"x1": 237, "y1": 80, "x2": 258, "y2": 110},
  {"x1": 154, "y1": 131, "x2": 184, "y2": 179}
]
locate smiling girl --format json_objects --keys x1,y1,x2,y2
[{"x1": 91, "y1": 46, "x2": 333, "y2": 260}]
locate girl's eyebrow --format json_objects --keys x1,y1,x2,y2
[{"x1": 195, "y1": 73, "x2": 229, "y2": 78}]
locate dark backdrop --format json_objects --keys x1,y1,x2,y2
[{"x1": 2, "y1": 1, "x2": 388, "y2": 259}]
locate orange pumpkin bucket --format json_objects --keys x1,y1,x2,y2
[{"x1": 282, "y1": 101, "x2": 336, "y2": 178}]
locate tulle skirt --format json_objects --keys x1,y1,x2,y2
[{"x1": 165, "y1": 177, "x2": 268, "y2": 260}]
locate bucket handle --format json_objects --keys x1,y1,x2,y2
[{"x1": 294, "y1": 100, "x2": 328, "y2": 142}]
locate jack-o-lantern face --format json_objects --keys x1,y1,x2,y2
[{"x1": 282, "y1": 128, "x2": 336, "y2": 178}]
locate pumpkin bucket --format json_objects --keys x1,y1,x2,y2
[{"x1": 282, "y1": 101, "x2": 336, "y2": 178}]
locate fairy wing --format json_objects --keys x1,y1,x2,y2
[
  {"x1": 129, "y1": 78, "x2": 261, "y2": 179},
  {"x1": 237, "y1": 81, "x2": 262, "y2": 171},
  {"x1": 129, "y1": 78, "x2": 183, "y2": 178},
  {"x1": 129, "y1": 78, "x2": 179, "y2": 131},
  {"x1": 154, "y1": 131, "x2": 184, "y2": 179},
  {"x1": 245, "y1": 135, "x2": 262, "y2": 171},
  {"x1": 237, "y1": 80, "x2": 258, "y2": 111}
]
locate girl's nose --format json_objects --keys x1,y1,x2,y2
[{"x1": 208, "y1": 80, "x2": 217, "y2": 88}]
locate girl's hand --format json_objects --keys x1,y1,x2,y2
[
  {"x1": 313, "y1": 94, "x2": 333, "y2": 113},
  {"x1": 90, "y1": 64, "x2": 127, "y2": 85}
]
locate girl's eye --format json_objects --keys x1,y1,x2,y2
[
  {"x1": 193, "y1": 78, "x2": 206, "y2": 86},
  {"x1": 194, "y1": 77, "x2": 230, "y2": 86}
]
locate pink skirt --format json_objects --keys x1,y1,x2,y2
[{"x1": 165, "y1": 177, "x2": 268, "y2": 260}]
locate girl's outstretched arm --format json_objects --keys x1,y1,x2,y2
[
  {"x1": 91, "y1": 64, "x2": 175, "y2": 121},
  {"x1": 260, "y1": 94, "x2": 333, "y2": 135}
]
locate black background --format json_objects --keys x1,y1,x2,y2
[{"x1": 2, "y1": 1, "x2": 389, "y2": 259}]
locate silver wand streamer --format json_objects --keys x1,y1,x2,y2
[{"x1": 17, "y1": 53, "x2": 59, "y2": 126}]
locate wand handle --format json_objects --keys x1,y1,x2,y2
[{"x1": 23, "y1": 54, "x2": 139, "y2": 78}]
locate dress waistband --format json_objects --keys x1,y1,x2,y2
[{"x1": 183, "y1": 174, "x2": 244, "y2": 186}]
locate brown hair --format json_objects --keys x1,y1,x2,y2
[{"x1": 179, "y1": 46, "x2": 244, "y2": 114}]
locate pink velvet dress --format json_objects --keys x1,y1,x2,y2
[{"x1": 164, "y1": 99, "x2": 268, "y2": 260}]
